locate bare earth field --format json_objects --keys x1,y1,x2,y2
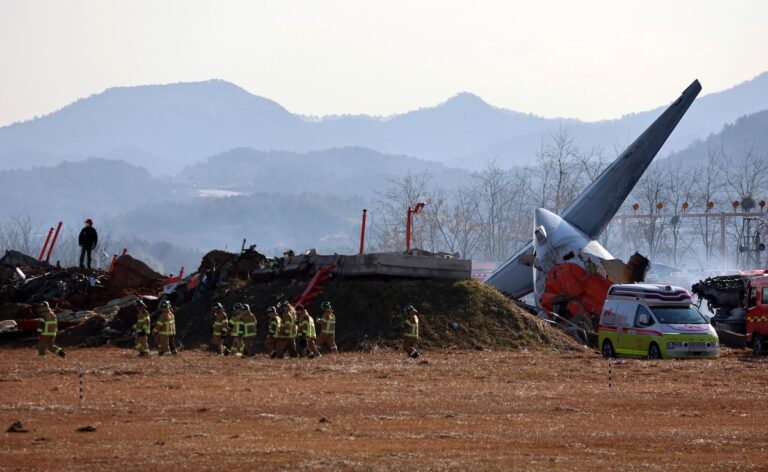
[{"x1": 1, "y1": 347, "x2": 767, "y2": 471}]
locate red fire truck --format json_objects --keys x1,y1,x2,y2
[{"x1": 691, "y1": 271, "x2": 768, "y2": 355}]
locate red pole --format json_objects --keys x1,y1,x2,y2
[
  {"x1": 179, "y1": 266, "x2": 184, "y2": 278},
  {"x1": 45, "y1": 222, "x2": 63, "y2": 263},
  {"x1": 108, "y1": 254, "x2": 118, "y2": 273},
  {"x1": 406, "y1": 206, "x2": 412, "y2": 252},
  {"x1": 359, "y1": 209, "x2": 367, "y2": 255},
  {"x1": 38, "y1": 227, "x2": 54, "y2": 261}
]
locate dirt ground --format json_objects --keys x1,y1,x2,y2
[{"x1": 1, "y1": 347, "x2": 767, "y2": 471}]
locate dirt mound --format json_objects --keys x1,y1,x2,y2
[{"x1": 175, "y1": 277, "x2": 578, "y2": 351}]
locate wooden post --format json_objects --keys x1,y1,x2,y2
[{"x1": 359, "y1": 209, "x2": 367, "y2": 255}]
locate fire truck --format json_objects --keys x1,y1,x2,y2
[{"x1": 691, "y1": 270, "x2": 768, "y2": 356}]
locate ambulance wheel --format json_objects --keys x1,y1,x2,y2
[
  {"x1": 648, "y1": 343, "x2": 662, "y2": 360},
  {"x1": 601, "y1": 340, "x2": 615, "y2": 358},
  {"x1": 753, "y1": 334, "x2": 765, "y2": 357}
]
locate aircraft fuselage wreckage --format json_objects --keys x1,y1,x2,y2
[{"x1": 484, "y1": 80, "x2": 702, "y2": 331}]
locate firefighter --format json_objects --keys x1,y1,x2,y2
[
  {"x1": 316, "y1": 301, "x2": 338, "y2": 354},
  {"x1": 167, "y1": 302, "x2": 178, "y2": 355},
  {"x1": 273, "y1": 303, "x2": 294, "y2": 359},
  {"x1": 241, "y1": 303, "x2": 258, "y2": 358},
  {"x1": 36, "y1": 302, "x2": 65, "y2": 358},
  {"x1": 211, "y1": 302, "x2": 229, "y2": 356},
  {"x1": 265, "y1": 306, "x2": 281, "y2": 358},
  {"x1": 153, "y1": 300, "x2": 174, "y2": 356},
  {"x1": 287, "y1": 302, "x2": 299, "y2": 357},
  {"x1": 297, "y1": 305, "x2": 321, "y2": 359},
  {"x1": 132, "y1": 299, "x2": 151, "y2": 357},
  {"x1": 402, "y1": 304, "x2": 420, "y2": 358},
  {"x1": 229, "y1": 303, "x2": 245, "y2": 357}
]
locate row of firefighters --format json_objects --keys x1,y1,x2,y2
[{"x1": 34, "y1": 299, "x2": 422, "y2": 359}]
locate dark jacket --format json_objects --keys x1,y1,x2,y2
[{"x1": 78, "y1": 226, "x2": 98, "y2": 249}]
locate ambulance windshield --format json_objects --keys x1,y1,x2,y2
[{"x1": 651, "y1": 306, "x2": 708, "y2": 324}]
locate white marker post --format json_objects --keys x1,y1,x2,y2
[
  {"x1": 78, "y1": 364, "x2": 85, "y2": 407},
  {"x1": 607, "y1": 358, "x2": 612, "y2": 391}
]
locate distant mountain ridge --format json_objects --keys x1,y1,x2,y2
[{"x1": 1, "y1": 73, "x2": 768, "y2": 173}]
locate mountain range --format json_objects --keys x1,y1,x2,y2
[{"x1": 2, "y1": 72, "x2": 768, "y2": 173}]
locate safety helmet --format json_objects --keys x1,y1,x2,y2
[
  {"x1": 320, "y1": 301, "x2": 331, "y2": 310},
  {"x1": 405, "y1": 304, "x2": 418, "y2": 313},
  {"x1": 159, "y1": 300, "x2": 171, "y2": 309},
  {"x1": 233, "y1": 303, "x2": 242, "y2": 310},
  {"x1": 85, "y1": 218, "x2": 93, "y2": 225},
  {"x1": 295, "y1": 304, "x2": 305, "y2": 311},
  {"x1": 212, "y1": 302, "x2": 223, "y2": 310},
  {"x1": 241, "y1": 303, "x2": 250, "y2": 312},
  {"x1": 135, "y1": 299, "x2": 147, "y2": 308},
  {"x1": 39, "y1": 301, "x2": 50, "y2": 309},
  {"x1": 266, "y1": 306, "x2": 277, "y2": 313}
]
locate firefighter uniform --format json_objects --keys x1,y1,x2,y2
[
  {"x1": 167, "y1": 306, "x2": 178, "y2": 355},
  {"x1": 403, "y1": 305, "x2": 420, "y2": 358},
  {"x1": 153, "y1": 303, "x2": 175, "y2": 356},
  {"x1": 133, "y1": 303, "x2": 151, "y2": 357},
  {"x1": 273, "y1": 309, "x2": 293, "y2": 359},
  {"x1": 211, "y1": 304, "x2": 229, "y2": 356},
  {"x1": 229, "y1": 304, "x2": 245, "y2": 357},
  {"x1": 36, "y1": 303, "x2": 65, "y2": 357},
  {"x1": 317, "y1": 303, "x2": 338, "y2": 354},
  {"x1": 287, "y1": 304, "x2": 299, "y2": 357},
  {"x1": 241, "y1": 305, "x2": 258, "y2": 357},
  {"x1": 265, "y1": 307, "x2": 281, "y2": 357},
  {"x1": 297, "y1": 306, "x2": 321, "y2": 359}
]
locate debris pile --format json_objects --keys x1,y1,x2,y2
[{"x1": 0, "y1": 247, "x2": 577, "y2": 352}]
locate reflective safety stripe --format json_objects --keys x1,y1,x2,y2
[
  {"x1": 243, "y1": 321, "x2": 257, "y2": 337},
  {"x1": 268, "y1": 320, "x2": 281, "y2": 337},
  {"x1": 156, "y1": 320, "x2": 174, "y2": 336},
  {"x1": 42, "y1": 319, "x2": 58, "y2": 336},
  {"x1": 321, "y1": 318, "x2": 335, "y2": 334},
  {"x1": 404, "y1": 319, "x2": 418, "y2": 338},
  {"x1": 230, "y1": 321, "x2": 243, "y2": 337}
]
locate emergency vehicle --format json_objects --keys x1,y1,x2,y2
[
  {"x1": 692, "y1": 271, "x2": 768, "y2": 356},
  {"x1": 598, "y1": 284, "x2": 719, "y2": 359}
]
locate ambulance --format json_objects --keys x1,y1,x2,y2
[{"x1": 598, "y1": 284, "x2": 719, "y2": 359}]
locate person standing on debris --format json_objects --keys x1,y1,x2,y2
[
  {"x1": 36, "y1": 301, "x2": 65, "y2": 358},
  {"x1": 229, "y1": 303, "x2": 245, "y2": 357},
  {"x1": 402, "y1": 305, "x2": 420, "y2": 358},
  {"x1": 297, "y1": 305, "x2": 321, "y2": 359},
  {"x1": 265, "y1": 306, "x2": 281, "y2": 358},
  {"x1": 132, "y1": 300, "x2": 151, "y2": 357},
  {"x1": 78, "y1": 219, "x2": 98, "y2": 270},
  {"x1": 241, "y1": 304, "x2": 258, "y2": 358},
  {"x1": 153, "y1": 300, "x2": 174, "y2": 356},
  {"x1": 316, "y1": 301, "x2": 338, "y2": 354},
  {"x1": 211, "y1": 303, "x2": 230, "y2": 356}
]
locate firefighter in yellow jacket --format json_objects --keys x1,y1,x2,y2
[
  {"x1": 153, "y1": 300, "x2": 175, "y2": 356},
  {"x1": 297, "y1": 305, "x2": 321, "y2": 359},
  {"x1": 132, "y1": 299, "x2": 151, "y2": 357},
  {"x1": 273, "y1": 304, "x2": 294, "y2": 359},
  {"x1": 240, "y1": 303, "x2": 258, "y2": 358},
  {"x1": 36, "y1": 301, "x2": 65, "y2": 357},
  {"x1": 316, "y1": 301, "x2": 338, "y2": 354},
  {"x1": 265, "y1": 306, "x2": 281, "y2": 358},
  {"x1": 229, "y1": 303, "x2": 245, "y2": 357},
  {"x1": 402, "y1": 304, "x2": 420, "y2": 358},
  {"x1": 211, "y1": 302, "x2": 229, "y2": 356}
]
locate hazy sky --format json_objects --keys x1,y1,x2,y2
[{"x1": 1, "y1": 0, "x2": 766, "y2": 126}]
